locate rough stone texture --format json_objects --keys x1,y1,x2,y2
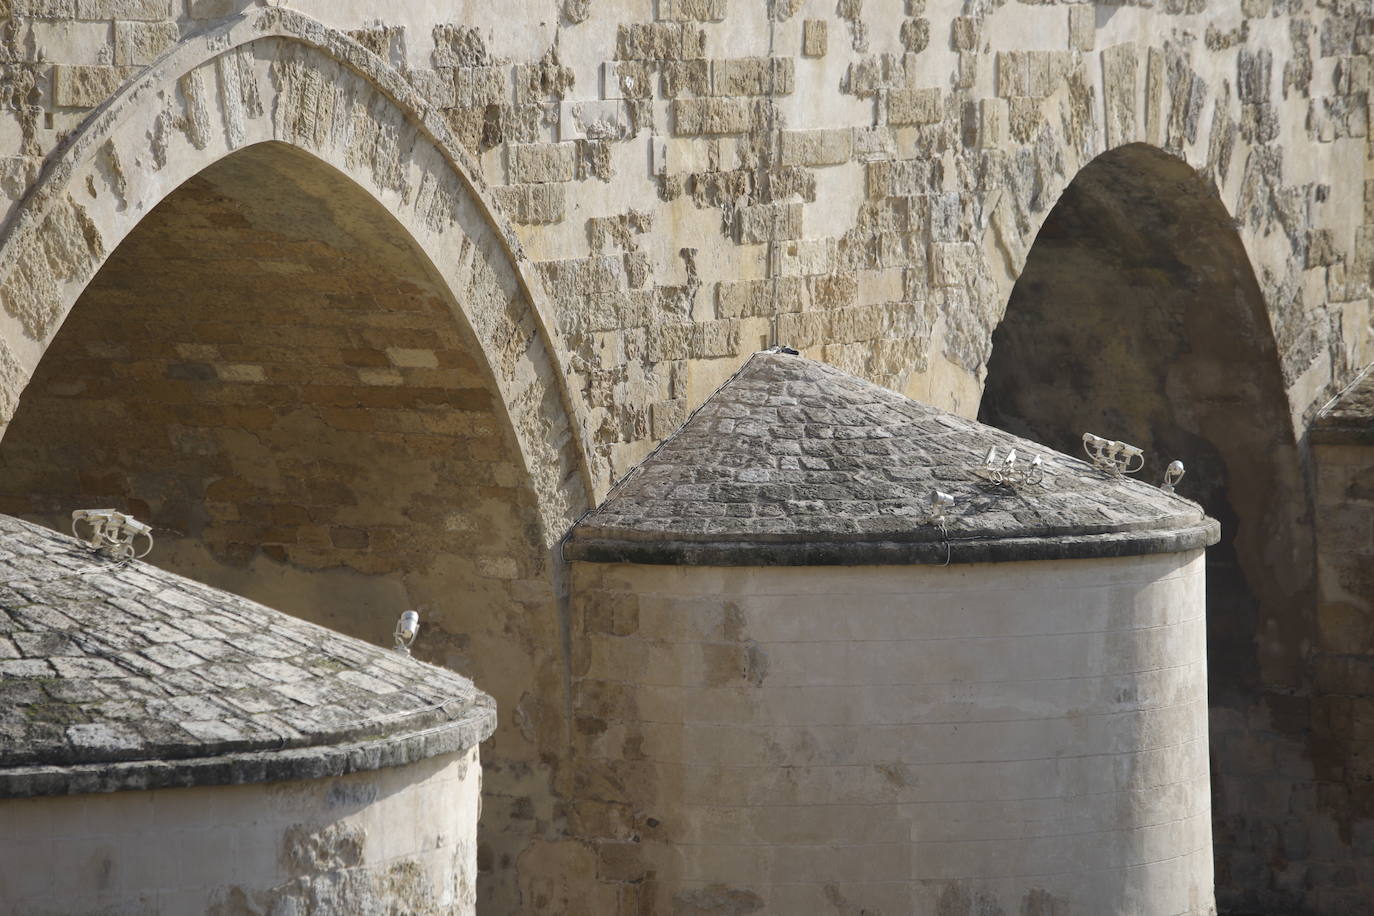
[
  {"x1": 0, "y1": 512, "x2": 495, "y2": 796},
  {"x1": 0, "y1": 2, "x2": 1368, "y2": 912},
  {"x1": 569, "y1": 350, "x2": 1217, "y2": 564}
]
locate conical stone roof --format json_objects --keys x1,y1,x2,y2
[
  {"x1": 566, "y1": 350, "x2": 1219, "y2": 565},
  {"x1": 0, "y1": 513, "x2": 495, "y2": 797}
]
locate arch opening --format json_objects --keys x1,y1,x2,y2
[
  {"x1": 0, "y1": 141, "x2": 562, "y2": 909},
  {"x1": 978, "y1": 143, "x2": 1316, "y2": 910}
]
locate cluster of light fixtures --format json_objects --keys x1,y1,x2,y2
[
  {"x1": 973, "y1": 446, "x2": 1045, "y2": 489},
  {"x1": 71, "y1": 508, "x2": 154, "y2": 560},
  {"x1": 1082, "y1": 433, "x2": 1145, "y2": 477}
]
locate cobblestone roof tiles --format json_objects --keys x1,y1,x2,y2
[
  {"x1": 0, "y1": 513, "x2": 495, "y2": 797},
  {"x1": 1313, "y1": 364, "x2": 1374, "y2": 444},
  {"x1": 566, "y1": 350, "x2": 1219, "y2": 565}
]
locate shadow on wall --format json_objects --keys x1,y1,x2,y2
[
  {"x1": 0, "y1": 142, "x2": 563, "y2": 913},
  {"x1": 977, "y1": 143, "x2": 1318, "y2": 914}
]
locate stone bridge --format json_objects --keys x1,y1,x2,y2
[{"x1": 0, "y1": 1, "x2": 1369, "y2": 912}]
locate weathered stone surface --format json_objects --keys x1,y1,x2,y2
[
  {"x1": 779, "y1": 127, "x2": 852, "y2": 166},
  {"x1": 50, "y1": 64, "x2": 128, "y2": 106},
  {"x1": 0, "y1": 513, "x2": 495, "y2": 796},
  {"x1": 508, "y1": 142, "x2": 578, "y2": 183},
  {"x1": 75, "y1": 0, "x2": 172, "y2": 19},
  {"x1": 887, "y1": 86, "x2": 941, "y2": 124},
  {"x1": 0, "y1": 1, "x2": 1370, "y2": 911},
  {"x1": 112, "y1": 19, "x2": 176, "y2": 66},
  {"x1": 672, "y1": 97, "x2": 752, "y2": 135},
  {"x1": 802, "y1": 18, "x2": 826, "y2": 57},
  {"x1": 567, "y1": 350, "x2": 1217, "y2": 565}
]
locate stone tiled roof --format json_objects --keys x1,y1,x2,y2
[
  {"x1": 0, "y1": 513, "x2": 495, "y2": 797},
  {"x1": 566, "y1": 350, "x2": 1218, "y2": 565},
  {"x1": 1312, "y1": 364, "x2": 1374, "y2": 444}
]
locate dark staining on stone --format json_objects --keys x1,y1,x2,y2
[{"x1": 672, "y1": 883, "x2": 766, "y2": 916}]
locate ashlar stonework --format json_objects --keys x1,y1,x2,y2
[{"x1": 0, "y1": 1, "x2": 1370, "y2": 913}]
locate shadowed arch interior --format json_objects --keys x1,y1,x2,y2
[
  {"x1": 978, "y1": 143, "x2": 1315, "y2": 908},
  {"x1": 0, "y1": 141, "x2": 565, "y2": 908}
]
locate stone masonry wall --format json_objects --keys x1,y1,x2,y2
[
  {"x1": 0, "y1": 1, "x2": 1370, "y2": 483},
  {"x1": 0, "y1": 1, "x2": 1371, "y2": 914}
]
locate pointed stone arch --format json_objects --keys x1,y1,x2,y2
[
  {"x1": 0, "y1": 12, "x2": 597, "y2": 910},
  {"x1": 0, "y1": 8, "x2": 592, "y2": 543}
]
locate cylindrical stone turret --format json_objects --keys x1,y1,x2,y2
[
  {"x1": 0, "y1": 514, "x2": 496, "y2": 914},
  {"x1": 565, "y1": 350, "x2": 1219, "y2": 915}
]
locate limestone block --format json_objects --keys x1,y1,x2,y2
[
  {"x1": 660, "y1": 60, "x2": 711, "y2": 97},
  {"x1": 1238, "y1": 47, "x2": 1272, "y2": 104},
  {"x1": 113, "y1": 20, "x2": 177, "y2": 66},
  {"x1": 560, "y1": 100, "x2": 634, "y2": 141},
  {"x1": 1145, "y1": 47, "x2": 1166, "y2": 146},
  {"x1": 900, "y1": 18, "x2": 930, "y2": 53},
  {"x1": 712, "y1": 57, "x2": 794, "y2": 97},
  {"x1": 690, "y1": 319, "x2": 739, "y2": 358},
  {"x1": 771, "y1": 238, "x2": 836, "y2": 278},
  {"x1": 735, "y1": 202, "x2": 802, "y2": 244},
  {"x1": 779, "y1": 128, "x2": 853, "y2": 166},
  {"x1": 673, "y1": 98, "x2": 752, "y2": 135},
  {"x1": 999, "y1": 98, "x2": 1039, "y2": 145},
  {"x1": 652, "y1": 137, "x2": 712, "y2": 176},
  {"x1": 802, "y1": 20, "x2": 827, "y2": 58},
  {"x1": 651, "y1": 399, "x2": 689, "y2": 439},
  {"x1": 537, "y1": 255, "x2": 625, "y2": 295},
  {"x1": 813, "y1": 273, "x2": 860, "y2": 311},
  {"x1": 715, "y1": 276, "x2": 805, "y2": 318},
  {"x1": 1069, "y1": 5, "x2": 1094, "y2": 52},
  {"x1": 996, "y1": 51, "x2": 1027, "y2": 97},
  {"x1": 24, "y1": 21, "x2": 113, "y2": 66},
  {"x1": 521, "y1": 183, "x2": 565, "y2": 224},
  {"x1": 75, "y1": 0, "x2": 172, "y2": 17},
  {"x1": 508, "y1": 142, "x2": 578, "y2": 183},
  {"x1": 888, "y1": 87, "x2": 941, "y2": 125},
  {"x1": 617, "y1": 23, "x2": 704, "y2": 61},
  {"x1": 929, "y1": 241, "x2": 977, "y2": 287},
  {"x1": 776, "y1": 309, "x2": 827, "y2": 348},
  {"x1": 455, "y1": 66, "x2": 507, "y2": 106},
  {"x1": 866, "y1": 159, "x2": 934, "y2": 198},
  {"x1": 956, "y1": 50, "x2": 977, "y2": 90},
  {"x1": 950, "y1": 17, "x2": 978, "y2": 52},
  {"x1": 50, "y1": 64, "x2": 130, "y2": 106},
  {"x1": 602, "y1": 60, "x2": 653, "y2": 100},
  {"x1": 1102, "y1": 43, "x2": 1138, "y2": 149},
  {"x1": 828, "y1": 302, "x2": 886, "y2": 342},
  {"x1": 976, "y1": 98, "x2": 1004, "y2": 148},
  {"x1": 656, "y1": 0, "x2": 727, "y2": 22}
]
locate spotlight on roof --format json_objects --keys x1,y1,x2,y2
[
  {"x1": 394, "y1": 610, "x2": 420, "y2": 656},
  {"x1": 927, "y1": 489, "x2": 955, "y2": 526},
  {"x1": 1161, "y1": 460, "x2": 1185, "y2": 493},
  {"x1": 71, "y1": 509, "x2": 154, "y2": 560}
]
